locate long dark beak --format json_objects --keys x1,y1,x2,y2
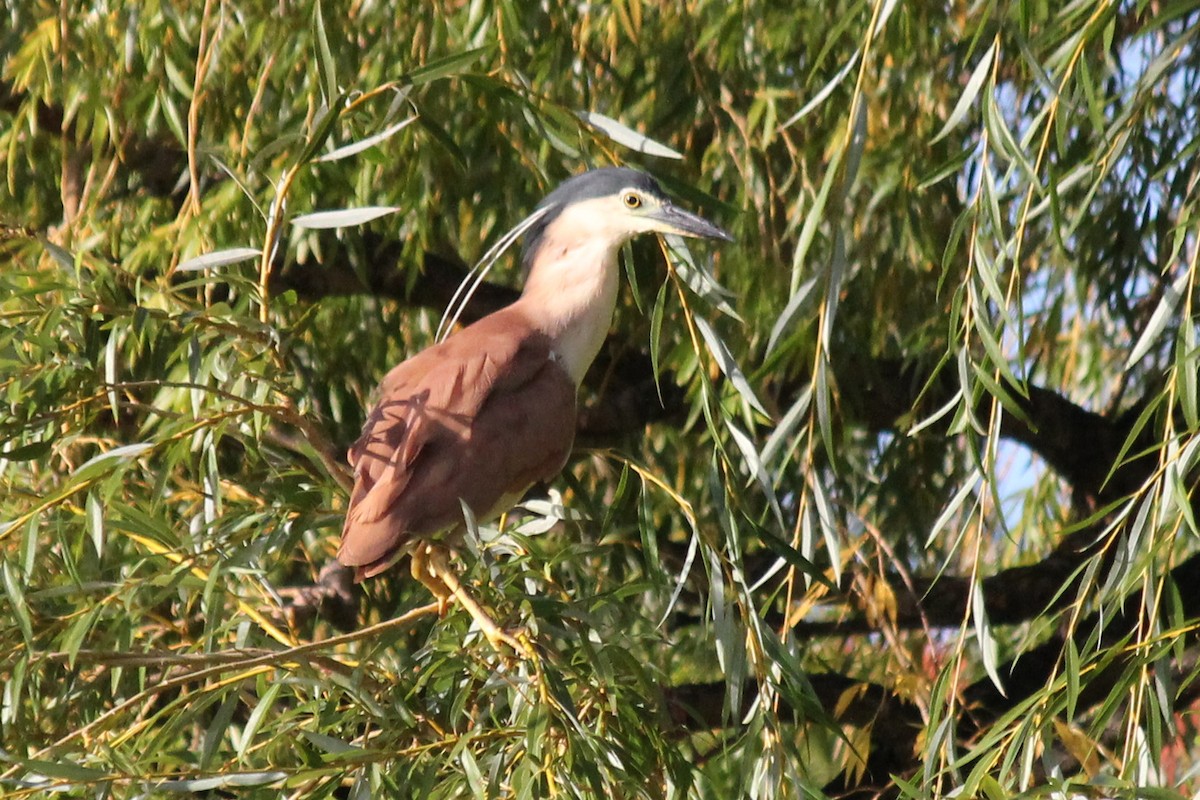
[{"x1": 652, "y1": 203, "x2": 734, "y2": 242}]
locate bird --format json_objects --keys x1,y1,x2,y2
[{"x1": 337, "y1": 167, "x2": 732, "y2": 650}]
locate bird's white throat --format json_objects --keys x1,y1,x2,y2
[{"x1": 517, "y1": 236, "x2": 623, "y2": 386}]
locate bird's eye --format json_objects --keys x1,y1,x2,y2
[{"x1": 622, "y1": 192, "x2": 642, "y2": 209}]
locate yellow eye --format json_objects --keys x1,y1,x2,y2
[{"x1": 622, "y1": 192, "x2": 642, "y2": 209}]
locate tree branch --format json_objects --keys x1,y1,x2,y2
[{"x1": 834, "y1": 356, "x2": 1155, "y2": 505}]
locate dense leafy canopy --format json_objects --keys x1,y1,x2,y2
[{"x1": 2, "y1": 0, "x2": 1200, "y2": 797}]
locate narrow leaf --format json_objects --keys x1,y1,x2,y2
[
  {"x1": 810, "y1": 478, "x2": 842, "y2": 583},
  {"x1": 577, "y1": 111, "x2": 683, "y2": 159},
  {"x1": 177, "y1": 247, "x2": 262, "y2": 272},
  {"x1": 659, "y1": 528, "x2": 699, "y2": 626},
  {"x1": 313, "y1": 1, "x2": 339, "y2": 103},
  {"x1": 291, "y1": 206, "x2": 400, "y2": 229},
  {"x1": 1065, "y1": 637, "x2": 1080, "y2": 721},
  {"x1": 316, "y1": 116, "x2": 417, "y2": 162},
  {"x1": 87, "y1": 491, "x2": 104, "y2": 559},
  {"x1": 104, "y1": 329, "x2": 119, "y2": 422},
  {"x1": 779, "y1": 52, "x2": 859, "y2": 130},
  {"x1": 302, "y1": 731, "x2": 359, "y2": 755},
  {"x1": 18, "y1": 758, "x2": 107, "y2": 782},
  {"x1": 694, "y1": 315, "x2": 768, "y2": 416},
  {"x1": 757, "y1": 526, "x2": 836, "y2": 591},
  {"x1": 971, "y1": 580, "x2": 1005, "y2": 694},
  {"x1": 908, "y1": 387, "x2": 964, "y2": 437},
  {"x1": 461, "y1": 749, "x2": 485, "y2": 796},
  {"x1": 667, "y1": 235, "x2": 742, "y2": 320},
  {"x1": 761, "y1": 382, "x2": 813, "y2": 467},
  {"x1": 726, "y1": 419, "x2": 784, "y2": 528},
  {"x1": 157, "y1": 772, "x2": 287, "y2": 791},
  {"x1": 873, "y1": 0, "x2": 900, "y2": 34},
  {"x1": 200, "y1": 694, "x2": 239, "y2": 770},
  {"x1": 296, "y1": 92, "x2": 348, "y2": 165},
  {"x1": 2, "y1": 561, "x2": 33, "y2": 646},
  {"x1": 932, "y1": 40, "x2": 996, "y2": 143},
  {"x1": 237, "y1": 683, "x2": 283, "y2": 760},
  {"x1": 649, "y1": 280, "x2": 669, "y2": 398},
  {"x1": 1126, "y1": 269, "x2": 1190, "y2": 368},
  {"x1": 71, "y1": 442, "x2": 153, "y2": 482},
  {"x1": 41, "y1": 238, "x2": 75, "y2": 270},
  {"x1": 926, "y1": 470, "x2": 981, "y2": 547},
  {"x1": 767, "y1": 273, "x2": 820, "y2": 355},
  {"x1": 405, "y1": 47, "x2": 488, "y2": 85},
  {"x1": 1, "y1": 439, "x2": 54, "y2": 462}
]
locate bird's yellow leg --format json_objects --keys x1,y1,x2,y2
[
  {"x1": 417, "y1": 543, "x2": 531, "y2": 657},
  {"x1": 410, "y1": 545, "x2": 452, "y2": 615}
]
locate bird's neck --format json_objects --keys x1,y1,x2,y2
[{"x1": 516, "y1": 238, "x2": 622, "y2": 386}]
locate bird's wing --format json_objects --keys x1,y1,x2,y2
[{"x1": 338, "y1": 309, "x2": 577, "y2": 578}]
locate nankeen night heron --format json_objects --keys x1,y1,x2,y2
[{"x1": 337, "y1": 167, "x2": 732, "y2": 650}]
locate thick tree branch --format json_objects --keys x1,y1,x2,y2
[
  {"x1": 836, "y1": 356, "x2": 1155, "y2": 505},
  {"x1": 666, "y1": 671, "x2": 905, "y2": 733},
  {"x1": 274, "y1": 236, "x2": 1156, "y2": 508},
  {"x1": 273, "y1": 240, "x2": 516, "y2": 322},
  {"x1": 664, "y1": 517, "x2": 1103, "y2": 637},
  {"x1": 854, "y1": 523, "x2": 1101, "y2": 630}
]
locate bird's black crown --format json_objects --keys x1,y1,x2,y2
[{"x1": 521, "y1": 167, "x2": 664, "y2": 269}]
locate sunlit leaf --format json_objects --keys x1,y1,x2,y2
[
  {"x1": 177, "y1": 247, "x2": 262, "y2": 272},
  {"x1": 726, "y1": 419, "x2": 784, "y2": 527},
  {"x1": 971, "y1": 580, "x2": 1005, "y2": 694},
  {"x1": 577, "y1": 111, "x2": 683, "y2": 159},
  {"x1": 313, "y1": 1, "x2": 339, "y2": 103},
  {"x1": 779, "y1": 52, "x2": 859, "y2": 130},
  {"x1": 404, "y1": 46, "x2": 488, "y2": 85},
  {"x1": 694, "y1": 315, "x2": 767, "y2": 416},
  {"x1": 1126, "y1": 269, "x2": 1191, "y2": 368},
  {"x1": 156, "y1": 772, "x2": 288, "y2": 791},
  {"x1": 316, "y1": 116, "x2": 418, "y2": 162},
  {"x1": 70, "y1": 442, "x2": 153, "y2": 483},
  {"x1": 926, "y1": 470, "x2": 981, "y2": 547},
  {"x1": 932, "y1": 39, "x2": 996, "y2": 143},
  {"x1": 290, "y1": 206, "x2": 401, "y2": 229}
]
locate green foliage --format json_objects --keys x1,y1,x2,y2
[{"x1": 2, "y1": 0, "x2": 1200, "y2": 797}]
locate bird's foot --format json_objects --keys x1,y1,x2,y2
[
  {"x1": 411, "y1": 544, "x2": 453, "y2": 616},
  {"x1": 415, "y1": 542, "x2": 533, "y2": 659},
  {"x1": 479, "y1": 619, "x2": 534, "y2": 659}
]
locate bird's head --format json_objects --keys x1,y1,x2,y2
[{"x1": 521, "y1": 167, "x2": 732, "y2": 270}]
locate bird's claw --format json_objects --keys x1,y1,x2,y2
[
  {"x1": 482, "y1": 625, "x2": 535, "y2": 660},
  {"x1": 414, "y1": 543, "x2": 534, "y2": 659}
]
